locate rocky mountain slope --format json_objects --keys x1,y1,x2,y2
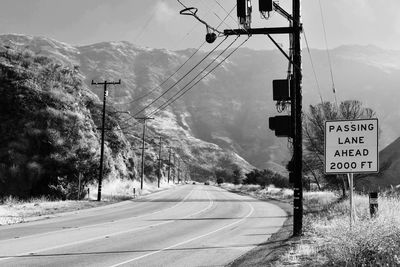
[
  {"x1": 0, "y1": 45, "x2": 136, "y2": 198},
  {"x1": 2, "y1": 34, "x2": 400, "y2": 178}
]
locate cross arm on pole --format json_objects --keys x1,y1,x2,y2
[{"x1": 224, "y1": 27, "x2": 294, "y2": 36}]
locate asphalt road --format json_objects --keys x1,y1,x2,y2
[{"x1": 0, "y1": 185, "x2": 287, "y2": 267}]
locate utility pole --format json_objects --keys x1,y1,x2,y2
[
  {"x1": 157, "y1": 136, "x2": 162, "y2": 188},
  {"x1": 167, "y1": 147, "x2": 173, "y2": 183},
  {"x1": 222, "y1": 0, "x2": 303, "y2": 236},
  {"x1": 136, "y1": 117, "x2": 154, "y2": 190},
  {"x1": 173, "y1": 153, "x2": 176, "y2": 184},
  {"x1": 177, "y1": 158, "x2": 181, "y2": 184},
  {"x1": 292, "y1": 0, "x2": 303, "y2": 237},
  {"x1": 91, "y1": 79, "x2": 121, "y2": 201}
]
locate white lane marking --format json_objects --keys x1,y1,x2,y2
[
  {"x1": 0, "y1": 188, "x2": 214, "y2": 263},
  {"x1": 0, "y1": 186, "x2": 195, "y2": 244},
  {"x1": 108, "y1": 198, "x2": 255, "y2": 267}
]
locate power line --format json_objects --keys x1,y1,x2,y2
[
  {"x1": 146, "y1": 36, "x2": 241, "y2": 116},
  {"x1": 120, "y1": 40, "x2": 207, "y2": 106},
  {"x1": 114, "y1": 36, "x2": 229, "y2": 132},
  {"x1": 119, "y1": 1, "x2": 235, "y2": 110},
  {"x1": 147, "y1": 36, "x2": 250, "y2": 117},
  {"x1": 318, "y1": 0, "x2": 338, "y2": 106},
  {"x1": 303, "y1": 29, "x2": 324, "y2": 104},
  {"x1": 129, "y1": 36, "x2": 229, "y2": 119}
]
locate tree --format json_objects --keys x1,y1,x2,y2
[
  {"x1": 303, "y1": 100, "x2": 376, "y2": 196},
  {"x1": 232, "y1": 168, "x2": 242, "y2": 185}
]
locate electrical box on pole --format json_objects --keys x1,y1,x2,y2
[
  {"x1": 273, "y1": 79, "x2": 290, "y2": 101},
  {"x1": 286, "y1": 159, "x2": 296, "y2": 183},
  {"x1": 269, "y1": 115, "x2": 293, "y2": 137},
  {"x1": 259, "y1": 0, "x2": 273, "y2": 12},
  {"x1": 237, "y1": 0, "x2": 252, "y2": 29}
]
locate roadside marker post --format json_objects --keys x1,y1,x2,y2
[
  {"x1": 369, "y1": 192, "x2": 378, "y2": 217},
  {"x1": 325, "y1": 119, "x2": 379, "y2": 228}
]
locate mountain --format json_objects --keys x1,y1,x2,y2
[
  {"x1": 0, "y1": 35, "x2": 256, "y2": 198},
  {"x1": 0, "y1": 44, "x2": 136, "y2": 198},
  {"x1": 1, "y1": 34, "x2": 400, "y2": 177},
  {"x1": 357, "y1": 137, "x2": 400, "y2": 190}
]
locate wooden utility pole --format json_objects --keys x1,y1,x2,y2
[
  {"x1": 222, "y1": 0, "x2": 303, "y2": 236},
  {"x1": 136, "y1": 117, "x2": 154, "y2": 190},
  {"x1": 177, "y1": 158, "x2": 181, "y2": 184},
  {"x1": 91, "y1": 79, "x2": 121, "y2": 201},
  {"x1": 157, "y1": 136, "x2": 162, "y2": 188},
  {"x1": 167, "y1": 147, "x2": 173, "y2": 183},
  {"x1": 292, "y1": 0, "x2": 303, "y2": 236}
]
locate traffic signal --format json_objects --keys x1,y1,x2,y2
[
  {"x1": 259, "y1": 0, "x2": 273, "y2": 12},
  {"x1": 269, "y1": 115, "x2": 293, "y2": 137}
]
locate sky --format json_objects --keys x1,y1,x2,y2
[{"x1": 0, "y1": 0, "x2": 400, "y2": 51}]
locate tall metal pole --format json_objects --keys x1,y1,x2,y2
[
  {"x1": 91, "y1": 79, "x2": 121, "y2": 201},
  {"x1": 292, "y1": 0, "x2": 303, "y2": 237},
  {"x1": 157, "y1": 136, "x2": 162, "y2": 188}
]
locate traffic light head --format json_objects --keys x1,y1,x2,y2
[{"x1": 269, "y1": 115, "x2": 293, "y2": 137}]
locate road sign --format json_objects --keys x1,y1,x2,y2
[{"x1": 325, "y1": 119, "x2": 378, "y2": 174}]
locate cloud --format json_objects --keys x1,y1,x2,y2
[{"x1": 154, "y1": 1, "x2": 175, "y2": 22}]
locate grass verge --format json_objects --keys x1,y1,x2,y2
[{"x1": 221, "y1": 183, "x2": 339, "y2": 266}]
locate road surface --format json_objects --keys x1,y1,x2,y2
[{"x1": 0, "y1": 185, "x2": 287, "y2": 266}]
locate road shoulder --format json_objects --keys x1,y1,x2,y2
[{"x1": 225, "y1": 190, "x2": 294, "y2": 267}]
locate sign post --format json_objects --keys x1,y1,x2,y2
[{"x1": 325, "y1": 119, "x2": 379, "y2": 228}]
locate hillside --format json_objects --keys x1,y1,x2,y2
[
  {"x1": 0, "y1": 45, "x2": 136, "y2": 198},
  {"x1": 357, "y1": 137, "x2": 400, "y2": 190},
  {"x1": 1, "y1": 34, "x2": 400, "y2": 182},
  {"x1": 0, "y1": 36, "x2": 256, "y2": 199}
]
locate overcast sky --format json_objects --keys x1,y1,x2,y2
[{"x1": 0, "y1": 0, "x2": 399, "y2": 51}]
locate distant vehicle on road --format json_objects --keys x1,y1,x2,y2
[{"x1": 204, "y1": 181, "x2": 210, "y2": 185}]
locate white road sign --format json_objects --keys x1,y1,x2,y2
[{"x1": 325, "y1": 119, "x2": 378, "y2": 174}]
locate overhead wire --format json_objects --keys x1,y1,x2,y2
[
  {"x1": 147, "y1": 36, "x2": 250, "y2": 118},
  {"x1": 131, "y1": 36, "x2": 228, "y2": 117},
  {"x1": 303, "y1": 29, "x2": 324, "y2": 104},
  {"x1": 120, "y1": 40, "x2": 207, "y2": 106},
  {"x1": 146, "y1": 36, "x2": 241, "y2": 117},
  {"x1": 318, "y1": 0, "x2": 338, "y2": 106},
  {"x1": 123, "y1": 2, "x2": 237, "y2": 120},
  {"x1": 116, "y1": 1, "x2": 238, "y2": 130}
]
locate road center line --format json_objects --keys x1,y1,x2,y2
[
  {"x1": 108, "y1": 196, "x2": 254, "y2": 267},
  {"x1": 0, "y1": 186, "x2": 194, "y2": 244},
  {"x1": 0, "y1": 187, "x2": 214, "y2": 262}
]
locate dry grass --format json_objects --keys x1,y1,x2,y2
[
  {"x1": 0, "y1": 196, "x2": 109, "y2": 225},
  {"x1": 278, "y1": 193, "x2": 400, "y2": 266},
  {"x1": 1, "y1": 178, "x2": 176, "y2": 226}
]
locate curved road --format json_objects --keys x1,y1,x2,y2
[{"x1": 0, "y1": 185, "x2": 287, "y2": 266}]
